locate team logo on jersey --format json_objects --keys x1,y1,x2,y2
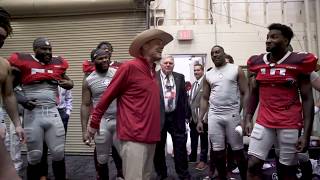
[
  {"x1": 260, "y1": 68, "x2": 286, "y2": 76},
  {"x1": 31, "y1": 68, "x2": 53, "y2": 74},
  {"x1": 270, "y1": 68, "x2": 286, "y2": 75}
]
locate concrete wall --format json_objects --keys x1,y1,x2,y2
[
  {"x1": 152, "y1": 0, "x2": 319, "y2": 67},
  {"x1": 159, "y1": 22, "x2": 316, "y2": 67}
]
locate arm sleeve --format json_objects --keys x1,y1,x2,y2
[
  {"x1": 7, "y1": 53, "x2": 20, "y2": 69},
  {"x1": 65, "y1": 90, "x2": 72, "y2": 115},
  {"x1": 61, "y1": 57, "x2": 69, "y2": 70},
  {"x1": 247, "y1": 55, "x2": 259, "y2": 73},
  {"x1": 297, "y1": 53, "x2": 318, "y2": 74}
]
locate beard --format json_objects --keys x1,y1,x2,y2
[
  {"x1": 95, "y1": 64, "x2": 109, "y2": 73},
  {"x1": 266, "y1": 46, "x2": 273, "y2": 52},
  {"x1": 36, "y1": 53, "x2": 52, "y2": 63}
]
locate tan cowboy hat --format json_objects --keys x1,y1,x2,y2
[{"x1": 129, "y1": 29, "x2": 173, "y2": 58}]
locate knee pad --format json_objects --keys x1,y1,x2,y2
[
  {"x1": 51, "y1": 144, "x2": 65, "y2": 161},
  {"x1": 55, "y1": 123, "x2": 66, "y2": 138},
  {"x1": 27, "y1": 150, "x2": 42, "y2": 165},
  {"x1": 94, "y1": 131, "x2": 107, "y2": 144},
  {"x1": 97, "y1": 154, "x2": 109, "y2": 164}
]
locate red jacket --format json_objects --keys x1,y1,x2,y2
[{"x1": 90, "y1": 57, "x2": 160, "y2": 143}]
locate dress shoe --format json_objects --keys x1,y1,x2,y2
[{"x1": 195, "y1": 161, "x2": 207, "y2": 171}]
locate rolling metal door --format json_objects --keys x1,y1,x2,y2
[{"x1": 0, "y1": 12, "x2": 146, "y2": 154}]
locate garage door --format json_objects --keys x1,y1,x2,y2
[{"x1": 0, "y1": 11, "x2": 146, "y2": 154}]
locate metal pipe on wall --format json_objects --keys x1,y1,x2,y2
[
  {"x1": 207, "y1": 0, "x2": 217, "y2": 44},
  {"x1": 209, "y1": 0, "x2": 214, "y2": 24},
  {"x1": 304, "y1": 0, "x2": 312, "y2": 52},
  {"x1": 1, "y1": 0, "x2": 139, "y2": 17},
  {"x1": 146, "y1": 0, "x2": 151, "y2": 29},
  {"x1": 316, "y1": 0, "x2": 320, "y2": 56},
  {"x1": 245, "y1": 0, "x2": 249, "y2": 23},
  {"x1": 179, "y1": 0, "x2": 194, "y2": 25},
  {"x1": 281, "y1": 0, "x2": 285, "y2": 23},
  {"x1": 165, "y1": 0, "x2": 176, "y2": 25},
  {"x1": 263, "y1": 0, "x2": 267, "y2": 24},
  {"x1": 195, "y1": 0, "x2": 209, "y2": 25}
]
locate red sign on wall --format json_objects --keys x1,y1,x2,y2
[{"x1": 177, "y1": 30, "x2": 193, "y2": 40}]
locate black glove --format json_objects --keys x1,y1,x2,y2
[
  {"x1": 15, "y1": 90, "x2": 37, "y2": 110},
  {"x1": 21, "y1": 99, "x2": 37, "y2": 111}
]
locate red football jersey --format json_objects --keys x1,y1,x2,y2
[
  {"x1": 82, "y1": 59, "x2": 122, "y2": 74},
  {"x1": 9, "y1": 53, "x2": 69, "y2": 85},
  {"x1": 247, "y1": 51, "x2": 318, "y2": 129}
]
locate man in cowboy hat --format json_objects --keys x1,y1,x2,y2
[{"x1": 87, "y1": 29, "x2": 173, "y2": 180}]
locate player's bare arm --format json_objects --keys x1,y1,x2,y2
[
  {"x1": 1, "y1": 58, "x2": 25, "y2": 142},
  {"x1": 297, "y1": 74, "x2": 314, "y2": 152},
  {"x1": 80, "y1": 76, "x2": 93, "y2": 145},
  {"x1": 243, "y1": 71, "x2": 259, "y2": 136},
  {"x1": 237, "y1": 67, "x2": 249, "y2": 116}
]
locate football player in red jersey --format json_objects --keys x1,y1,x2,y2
[
  {"x1": 0, "y1": 7, "x2": 24, "y2": 180},
  {"x1": 8, "y1": 37, "x2": 73, "y2": 180},
  {"x1": 244, "y1": 23, "x2": 318, "y2": 180}
]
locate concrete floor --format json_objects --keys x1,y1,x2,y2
[{"x1": 19, "y1": 154, "x2": 285, "y2": 180}]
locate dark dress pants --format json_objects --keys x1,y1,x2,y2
[
  {"x1": 154, "y1": 112, "x2": 190, "y2": 179},
  {"x1": 189, "y1": 120, "x2": 208, "y2": 162}
]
